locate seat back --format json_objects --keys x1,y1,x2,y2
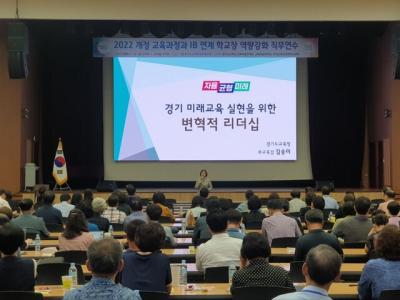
[
  {"x1": 245, "y1": 222, "x2": 262, "y2": 230},
  {"x1": 139, "y1": 291, "x2": 169, "y2": 300},
  {"x1": 204, "y1": 266, "x2": 229, "y2": 283},
  {"x1": 343, "y1": 242, "x2": 366, "y2": 249},
  {"x1": 54, "y1": 250, "x2": 87, "y2": 265},
  {"x1": 46, "y1": 223, "x2": 64, "y2": 232},
  {"x1": 289, "y1": 261, "x2": 305, "y2": 282},
  {"x1": 289, "y1": 212, "x2": 301, "y2": 218},
  {"x1": 271, "y1": 237, "x2": 298, "y2": 248},
  {"x1": 231, "y1": 286, "x2": 296, "y2": 300},
  {"x1": 110, "y1": 223, "x2": 124, "y2": 231},
  {"x1": 380, "y1": 290, "x2": 400, "y2": 300},
  {"x1": 0, "y1": 291, "x2": 43, "y2": 300},
  {"x1": 36, "y1": 262, "x2": 85, "y2": 285},
  {"x1": 159, "y1": 216, "x2": 172, "y2": 224}
]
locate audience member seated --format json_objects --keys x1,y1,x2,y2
[
  {"x1": 126, "y1": 184, "x2": 142, "y2": 207},
  {"x1": 146, "y1": 204, "x2": 176, "y2": 247},
  {"x1": 123, "y1": 201, "x2": 149, "y2": 231},
  {"x1": 36, "y1": 191, "x2": 63, "y2": 226},
  {"x1": 152, "y1": 192, "x2": 175, "y2": 222},
  {"x1": 358, "y1": 225, "x2": 400, "y2": 300},
  {"x1": 0, "y1": 189, "x2": 11, "y2": 209},
  {"x1": 196, "y1": 210, "x2": 242, "y2": 271},
  {"x1": 335, "y1": 192, "x2": 356, "y2": 219},
  {"x1": 125, "y1": 219, "x2": 146, "y2": 252},
  {"x1": 102, "y1": 194, "x2": 127, "y2": 224},
  {"x1": 282, "y1": 199, "x2": 304, "y2": 234},
  {"x1": 114, "y1": 191, "x2": 132, "y2": 216},
  {"x1": 273, "y1": 245, "x2": 342, "y2": 300},
  {"x1": 11, "y1": 199, "x2": 49, "y2": 237},
  {"x1": 76, "y1": 190, "x2": 94, "y2": 219},
  {"x1": 0, "y1": 213, "x2": 10, "y2": 225},
  {"x1": 64, "y1": 238, "x2": 141, "y2": 300},
  {"x1": 58, "y1": 209, "x2": 94, "y2": 251},
  {"x1": 321, "y1": 186, "x2": 339, "y2": 210},
  {"x1": 0, "y1": 206, "x2": 13, "y2": 221},
  {"x1": 387, "y1": 201, "x2": 400, "y2": 227},
  {"x1": 378, "y1": 189, "x2": 396, "y2": 215},
  {"x1": 300, "y1": 192, "x2": 314, "y2": 222},
  {"x1": 311, "y1": 195, "x2": 325, "y2": 211},
  {"x1": 365, "y1": 212, "x2": 388, "y2": 259},
  {"x1": 231, "y1": 232, "x2": 294, "y2": 290},
  {"x1": 71, "y1": 192, "x2": 83, "y2": 207},
  {"x1": 53, "y1": 192, "x2": 75, "y2": 218},
  {"x1": 33, "y1": 186, "x2": 47, "y2": 210},
  {"x1": 121, "y1": 222, "x2": 172, "y2": 293},
  {"x1": 242, "y1": 196, "x2": 265, "y2": 228},
  {"x1": 289, "y1": 190, "x2": 306, "y2": 213},
  {"x1": 294, "y1": 209, "x2": 343, "y2": 262},
  {"x1": 261, "y1": 198, "x2": 302, "y2": 246},
  {"x1": 185, "y1": 195, "x2": 206, "y2": 224},
  {"x1": 219, "y1": 198, "x2": 233, "y2": 211},
  {"x1": 4, "y1": 190, "x2": 20, "y2": 215},
  {"x1": 0, "y1": 223, "x2": 36, "y2": 291},
  {"x1": 332, "y1": 200, "x2": 356, "y2": 230},
  {"x1": 88, "y1": 197, "x2": 110, "y2": 232},
  {"x1": 332, "y1": 196, "x2": 372, "y2": 242},
  {"x1": 192, "y1": 198, "x2": 220, "y2": 245},
  {"x1": 236, "y1": 190, "x2": 255, "y2": 213},
  {"x1": 226, "y1": 209, "x2": 245, "y2": 239},
  {"x1": 199, "y1": 187, "x2": 209, "y2": 200}
]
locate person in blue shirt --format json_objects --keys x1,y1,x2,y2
[
  {"x1": 273, "y1": 244, "x2": 342, "y2": 300},
  {"x1": 321, "y1": 186, "x2": 339, "y2": 210},
  {"x1": 226, "y1": 209, "x2": 245, "y2": 239},
  {"x1": 358, "y1": 224, "x2": 400, "y2": 300},
  {"x1": 63, "y1": 238, "x2": 141, "y2": 300}
]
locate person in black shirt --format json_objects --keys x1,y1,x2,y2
[
  {"x1": 35, "y1": 191, "x2": 63, "y2": 226},
  {"x1": 231, "y1": 232, "x2": 294, "y2": 291},
  {"x1": 0, "y1": 223, "x2": 36, "y2": 291},
  {"x1": 242, "y1": 196, "x2": 265, "y2": 229},
  {"x1": 294, "y1": 209, "x2": 343, "y2": 262},
  {"x1": 88, "y1": 197, "x2": 110, "y2": 232},
  {"x1": 300, "y1": 192, "x2": 314, "y2": 222}
]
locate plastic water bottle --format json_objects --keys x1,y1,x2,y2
[
  {"x1": 108, "y1": 225, "x2": 114, "y2": 236},
  {"x1": 69, "y1": 262, "x2": 78, "y2": 286},
  {"x1": 328, "y1": 211, "x2": 335, "y2": 223},
  {"x1": 181, "y1": 220, "x2": 187, "y2": 234},
  {"x1": 229, "y1": 264, "x2": 236, "y2": 283},
  {"x1": 180, "y1": 260, "x2": 187, "y2": 285},
  {"x1": 34, "y1": 234, "x2": 41, "y2": 252}
]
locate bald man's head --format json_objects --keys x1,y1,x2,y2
[{"x1": 305, "y1": 244, "x2": 342, "y2": 285}]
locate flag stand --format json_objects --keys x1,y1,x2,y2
[{"x1": 53, "y1": 183, "x2": 72, "y2": 191}]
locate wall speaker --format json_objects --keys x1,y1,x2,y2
[{"x1": 7, "y1": 22, "x2": 29, "y2": 79}]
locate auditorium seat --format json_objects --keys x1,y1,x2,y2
[
  {"x1": 36, "y1": 262, "x2": 85, "y2": 285},
  {"x1": 54, "y1": 250, "x2": 87, "y2": 265},
  {"x1": 231, "y1": 286, "x2": 295, "y2": 300},
  {"x1": 343, "y1": 242, "x2": 366, "y2": 249},
  {"x1": 204, "y1": 266, "x2": 230, "y2": 283},
  {"x1": 110, "y1": 223, "x2": 124, "y2": 231},
  {"x1": 289, "y1": 261, "x2": 305, "y2": 282},
  {"x1": 0, "y1": 291, "x2": 43, "y2": 300},
  {"x1": 139, "y1": 291, "x2": 169, "y2": 300},
  {"x1": 45, "y1": 223, "x2": 64, "y2": 232},
  {"x1": 271, "y1": 237, "x2": 298, "y2": 248},
  {"x1": 380, "y1": 290, "x2": 400, "y2": 300}
]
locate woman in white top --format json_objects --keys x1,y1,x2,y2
[
  {"x1": 194, "y1": 169, "x2": 213, "y2": 191},
  {"x1": 185, "y1": 196, "x2": 207, "y2": 224}
]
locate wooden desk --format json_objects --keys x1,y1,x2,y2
[
  {"x1": 27, "y1": 237, "x2": 193, "y2": 249},
  {"x1": 35, "y1": 282, "x2": 359, "y2": 299}
]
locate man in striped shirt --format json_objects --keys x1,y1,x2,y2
[{"x1": 102, "y1": 194, "x2": 126, "y2": 224}]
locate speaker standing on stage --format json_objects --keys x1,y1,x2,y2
[{"x1": 195, "y1": 169, "x2": 213, "y2": 191}]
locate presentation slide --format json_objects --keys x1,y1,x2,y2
[{"x1": 114, "y1": 57, "x2": 296, "y2": 161}]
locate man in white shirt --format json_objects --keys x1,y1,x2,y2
[
  {"x1": 0, "y1": 189, "x2": 11, "y2": 209},
  {"x1": 273, "y1": 245, "x2": 342, "y2": 300},
  {"x1": 289, "y1": 190, "x2": 306, "y2": 213},
  {"x1": 53, "y1": 192, "x2": 75, "y2": 218},
  {"x1": 321, "y1": 186, "x2": 339, "y2": 210},
  {"x1": 196, "y1": 210, "x2": 242, "y2": 271}
]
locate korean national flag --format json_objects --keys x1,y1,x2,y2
[{"x1": 52, "y1": 139, "x2": 68, "y2": 185}]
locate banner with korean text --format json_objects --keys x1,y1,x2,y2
[{"x1": 93, "y1": 38, "x2": 318, "y2": 58}]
